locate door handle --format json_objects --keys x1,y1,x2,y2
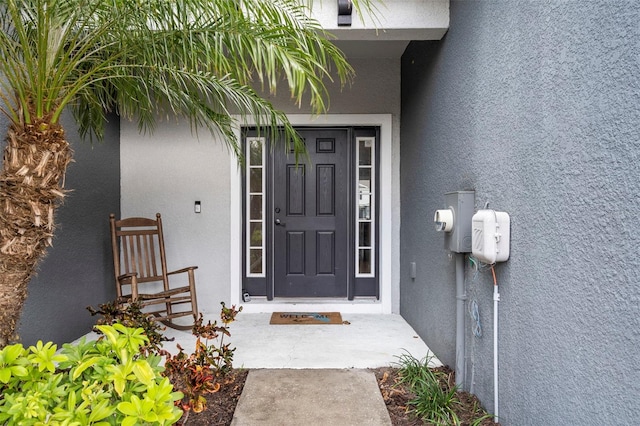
[{"x1": 275, "y1": 218, "x2": 285, "y2": 226}]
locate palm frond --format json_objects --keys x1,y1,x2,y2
[{"x1": 0, "y1": 0, "x2": 367, "y2": 154}]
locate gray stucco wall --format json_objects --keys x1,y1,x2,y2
[
  {"x1": 400, "y1": 1, "x2": 639, "y2": 425},
  {"x1": 0, "y1": 111, "x2": 120, "y2": 346}
]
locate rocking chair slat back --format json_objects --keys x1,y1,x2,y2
[
  {"x1": 120, "y1": 232, "x2": 162, "y2": 282},
  {"x1": 109, "y1": 213, "x2": 198, "y2": 330}
]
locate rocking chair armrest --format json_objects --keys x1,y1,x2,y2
[
  {"x1": 167, "y1": 266, "x2": 198, "y2": 276},
  {"x1": 117, "y1": 272, "x2": 138, "y2": 282}
]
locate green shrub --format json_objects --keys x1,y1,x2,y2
[
  {"x1": 395, "y1": 352, "x2": 461, "y2": 425},
  {"x1": 87, "y1": 300, "x2": 172, "y2": 356},
  {"x1": 0, "y1": 324, "x2": 183, "y2": 425}
]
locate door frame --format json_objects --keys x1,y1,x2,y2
[{"x1": 231, "y1": 114, "x2": 393, "y2": 314}]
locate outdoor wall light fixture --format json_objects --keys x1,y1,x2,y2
[{"x1": 337, "y1": 0, "x2": 352, "y2": 26}]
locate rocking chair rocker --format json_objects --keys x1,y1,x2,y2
[{"x1": 109, "y1": 213, "x2": 198, "y2": 330}]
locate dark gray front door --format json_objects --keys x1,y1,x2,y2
[{"x1": 273, "y1": 128, "x2": 349, "y2": 297}]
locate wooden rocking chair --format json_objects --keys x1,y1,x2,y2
[{"x1": 109, "y1": 213, "x2": 198, "y2": 330}]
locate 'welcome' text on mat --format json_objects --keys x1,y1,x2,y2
[{"x1": 270, "y1": 312, "x2": 343, "y2": 325}]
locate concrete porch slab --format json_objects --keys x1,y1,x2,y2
[{"x1": 161, "y1": 313, "x2": 441, "y2": 369}]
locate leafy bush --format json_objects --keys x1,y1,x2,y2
[
  {"x1": 164, "y1": 302, "x2": 242, "y2": 416},
  {"x1": 88, "y1": 300, "x2": 172, "y2": 356},
  {"x1": 0, "y1": 324, "x2": 183, "y2": 425}
]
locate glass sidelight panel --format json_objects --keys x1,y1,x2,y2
[
  {"x1": 358, "y1": 142, "x2": 372, "y2": 165},
  {"x1": 246, "y1": 137, "x2": 266, "y2": 277},
  {"x1": 249, "y1": 139, "x2": 263, "y2": 165},
  {"x1": 358, "y1": 249, "x2": 372, "y2": 274},
  {"x1": 249, "y1": 249, "x2": 263, "y2": 274},
  {"x1": 358, "y1": 222, "x2": 371, "y2": 246},
  {"x1": 249, "y1": 168, "x2": 262, "y2": 192},
  {"x1": 250, "y1": 195, "x2": 263, "y2": 220},
  {"x1": 356, "y1": 137, "x2": 375, "y2": 277},
  {"x1": 249, "y1": 223, "x2": 263, "y2": 246}
]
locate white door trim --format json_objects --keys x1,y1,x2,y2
[{"x1": 230, "y1": 114, "x2": 392, "y2": 314}]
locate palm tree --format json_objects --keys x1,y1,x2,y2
[{"x1": 0, "y1": 0, "x2": 376, "y2": 347}]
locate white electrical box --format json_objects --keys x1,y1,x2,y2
[
  {"x1": 434, "y1": 209, "x2": 454, "y2": 232},
  {"x1": 472, "y1": 210, "x2": 510, "y2": 264}
]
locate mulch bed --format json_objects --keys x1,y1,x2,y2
[
  {"x1": 178, "y1": 367, "x2": 496, "y2": 426},
  {"x1": 177, "y1": 370, "x2": 248, "y2": 426}
]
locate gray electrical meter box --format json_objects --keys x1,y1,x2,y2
[{"x1": 441, "y1": 191, "x2": 475, "y2": 253}]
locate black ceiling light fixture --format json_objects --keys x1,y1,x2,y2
[{"x1": 337, "y1": 0, "x2": 352, "y2": 26}]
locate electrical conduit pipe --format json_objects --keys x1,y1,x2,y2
[
  {"x1": 455, "y1": 253, "x2": 466, "y2": 389},
  {"x1": 492, "y1": 266, "x2": 500, "y2": 424}
]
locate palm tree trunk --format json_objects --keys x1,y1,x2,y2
[{"x1": 0, "y1": 117, "x2": 72, "y2": 347}]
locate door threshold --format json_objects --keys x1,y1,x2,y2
[{"x1": 238, "y1": 297, "x2": 384, "y2": 314}]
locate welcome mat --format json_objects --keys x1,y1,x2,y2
[{"x1": 270, "y1": 312, "x2": 343, "y2": 325}]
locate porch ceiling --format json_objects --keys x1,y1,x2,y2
[
  {"x1": 318, "y1": 0, "x2": 450, "y2": 59},
  {"x1": 332, "y1": 40, "x2": 412, "y2": 59}
]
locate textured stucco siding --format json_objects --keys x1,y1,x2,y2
[
  {"x1": 0, "y1": 111, "x2": 120, "y2": 346},
  {"x1": 400, "y1": 1, "x2": 640, "y2": 425}
]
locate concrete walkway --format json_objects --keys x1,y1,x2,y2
[
  {"x1": 231, "y1": 369, "x2": 392, "y2": 426},
  {"x1": 159, "y1": 313, "x2": 441, "y2": 425}
]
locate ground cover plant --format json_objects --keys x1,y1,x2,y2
[{"x1": 0, "y1": 324, "x2": 182, "y2": 425}]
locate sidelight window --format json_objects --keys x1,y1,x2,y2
[
  {"x1": 246, "y1": 137, "x2": 266, "y2": 277},
  {"x1": 356, "y1": 137, "x2": 375, "y2": 276}
]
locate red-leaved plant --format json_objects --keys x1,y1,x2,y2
[{"x1": 163, "y1": 302, "x2": 242, "y2": 421}]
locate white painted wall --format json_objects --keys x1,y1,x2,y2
[
  {"x1": 313, "y1": 0, "x2": 449, "y2": 41},
  {"x1": 120, "y1": 121, "x2": 232, "y2": 312},
  {"x1": 121, "y1": 56, "x2": 402, "y2": 314}
]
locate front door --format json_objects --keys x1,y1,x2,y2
[
  {"x1": 242, "y1": 126, "x2": 379, "y2": 300},
  {"x1": 273, "y1": 128, "x2": 349, "y2": 297}
]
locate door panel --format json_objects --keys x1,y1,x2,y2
[
  {"x1": 287, "y1": 164, "x2": 305, "y2": 215},
  {"x1": 273, "y1": 128, "x2": 349, "y2": 297},
  {"x1": 316, "y1": 231, "x2": 335, "y2": 274},
  {"x1": 317, "y1": 165, "x2": 335, "y2": 215}
]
